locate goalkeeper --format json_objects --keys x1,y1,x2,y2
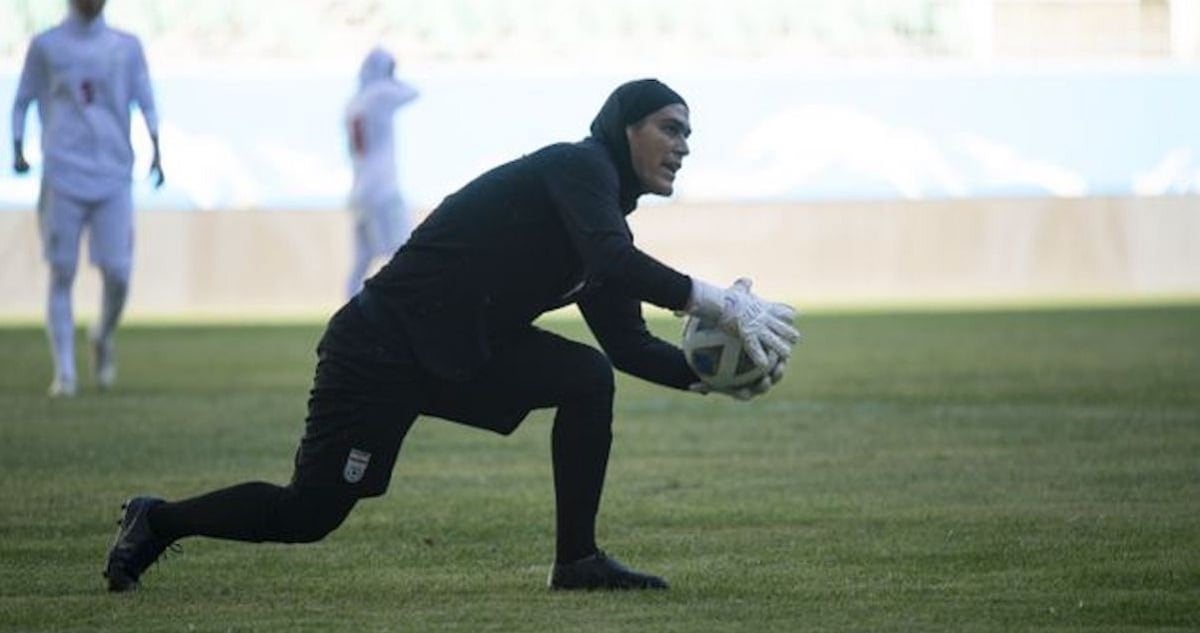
[{"x1": 104, "y1": 79, "x2": 799, "y2": 593}]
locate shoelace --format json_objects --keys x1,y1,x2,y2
[
  {"x1": 157, "y1": 542, "x2": 183, "y2": 569},
  {"x1": 127, "y1": 538, "x2": 182, "y2": 576}
]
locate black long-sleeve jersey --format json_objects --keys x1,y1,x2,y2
[{"x1": 361, "y1": 137, "x2": 696, "y2": 388}]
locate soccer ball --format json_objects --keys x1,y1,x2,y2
[{"x1": 681, "y1": 315, "x2": 775, "y2": 390}]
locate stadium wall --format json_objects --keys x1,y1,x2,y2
[{"x1": 0, "y1": 196, "x2": 1196, "y2": 321}]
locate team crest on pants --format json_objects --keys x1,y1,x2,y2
[{"x1": 343, "y1": 449, "x2": 371, "y2": 484}]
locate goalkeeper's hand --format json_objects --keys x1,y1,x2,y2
[
  {"x1": 687, "y1": 277, "x2": 800, "y2": 369},
  {"x1": 689, "y1": 359, "x2": 788, "y2": 401}
]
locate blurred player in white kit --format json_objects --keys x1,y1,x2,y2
[
  {"x1": 344, "y1": 47, "x2": 418, "y2": 298},
  {"x1": 10, "y1": 0, "x2": 164, "y2": 396}
]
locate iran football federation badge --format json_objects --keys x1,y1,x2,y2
[{"x1": 343, "y1": 449, "x2": 371, "y2": 484}]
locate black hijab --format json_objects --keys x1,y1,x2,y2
[{"x1": 589, "y1": 79, "x2": 687, "y2": 213}]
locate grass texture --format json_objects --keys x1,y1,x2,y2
[{"x1": 1, "y1": 305, "x2": 1198, "y2": 632}]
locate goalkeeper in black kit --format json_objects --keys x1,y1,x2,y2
[{"x1": 103, "y1": 79, "x2": 800, "y2": 592}]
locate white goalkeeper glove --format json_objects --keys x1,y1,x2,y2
[
  {"x1": 686, "y1": 277, "x2": 800, "y2": 369},
  {"x1": 689, "y1": 359, "x2": 788, "y2": 401}
]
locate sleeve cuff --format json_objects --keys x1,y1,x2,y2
[{"x1": 684, "y1": 277, "x2": 726, "y2": 320}]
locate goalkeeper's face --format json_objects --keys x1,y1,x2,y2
[
  {"x1": 70, "y1": 0, "x2": 106, "y2": 20},
  {"x1": 626, "y1": 104, "x2": 691, "y2": 196}
]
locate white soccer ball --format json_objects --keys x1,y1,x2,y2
[{"x1": 681, "y1": 315, "x2": 775, "y2": 390}]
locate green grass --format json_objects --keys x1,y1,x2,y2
[{"x1": 1, "y1": 305, "x2": 1198, "y2": 632}]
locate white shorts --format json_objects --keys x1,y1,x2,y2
[
  {"x1": 38, "y1": 180, "x2": 134, "y2": 271},
  {"x1": 354, "y1": 195, "x2": 411, "y2": 259}
]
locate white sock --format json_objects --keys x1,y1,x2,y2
[{"x1": 47, "y1": 266, "x2": 76, "y2": 383}]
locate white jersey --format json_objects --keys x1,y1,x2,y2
[
  {"x1": 10, "y1": 13, "x2": 158, "y2": 202},
  {"x1": 345, "y1": 50, "x2": 418, "y2": 209}
]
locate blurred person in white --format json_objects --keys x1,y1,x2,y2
[
  {"x1": 344, "y1": 47, "x2": 418, "y2": 299},
  {"x1": 10, "y1": 0, "x2": 164, "y2": 397}
]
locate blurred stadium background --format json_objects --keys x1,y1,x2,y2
[{"x1": 1, "y1": 0, "x2": 1197, "y2": 318}]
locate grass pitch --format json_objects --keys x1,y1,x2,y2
[{"x1": 1, "y1": 305, "x2": 1198, "y2": 632}]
